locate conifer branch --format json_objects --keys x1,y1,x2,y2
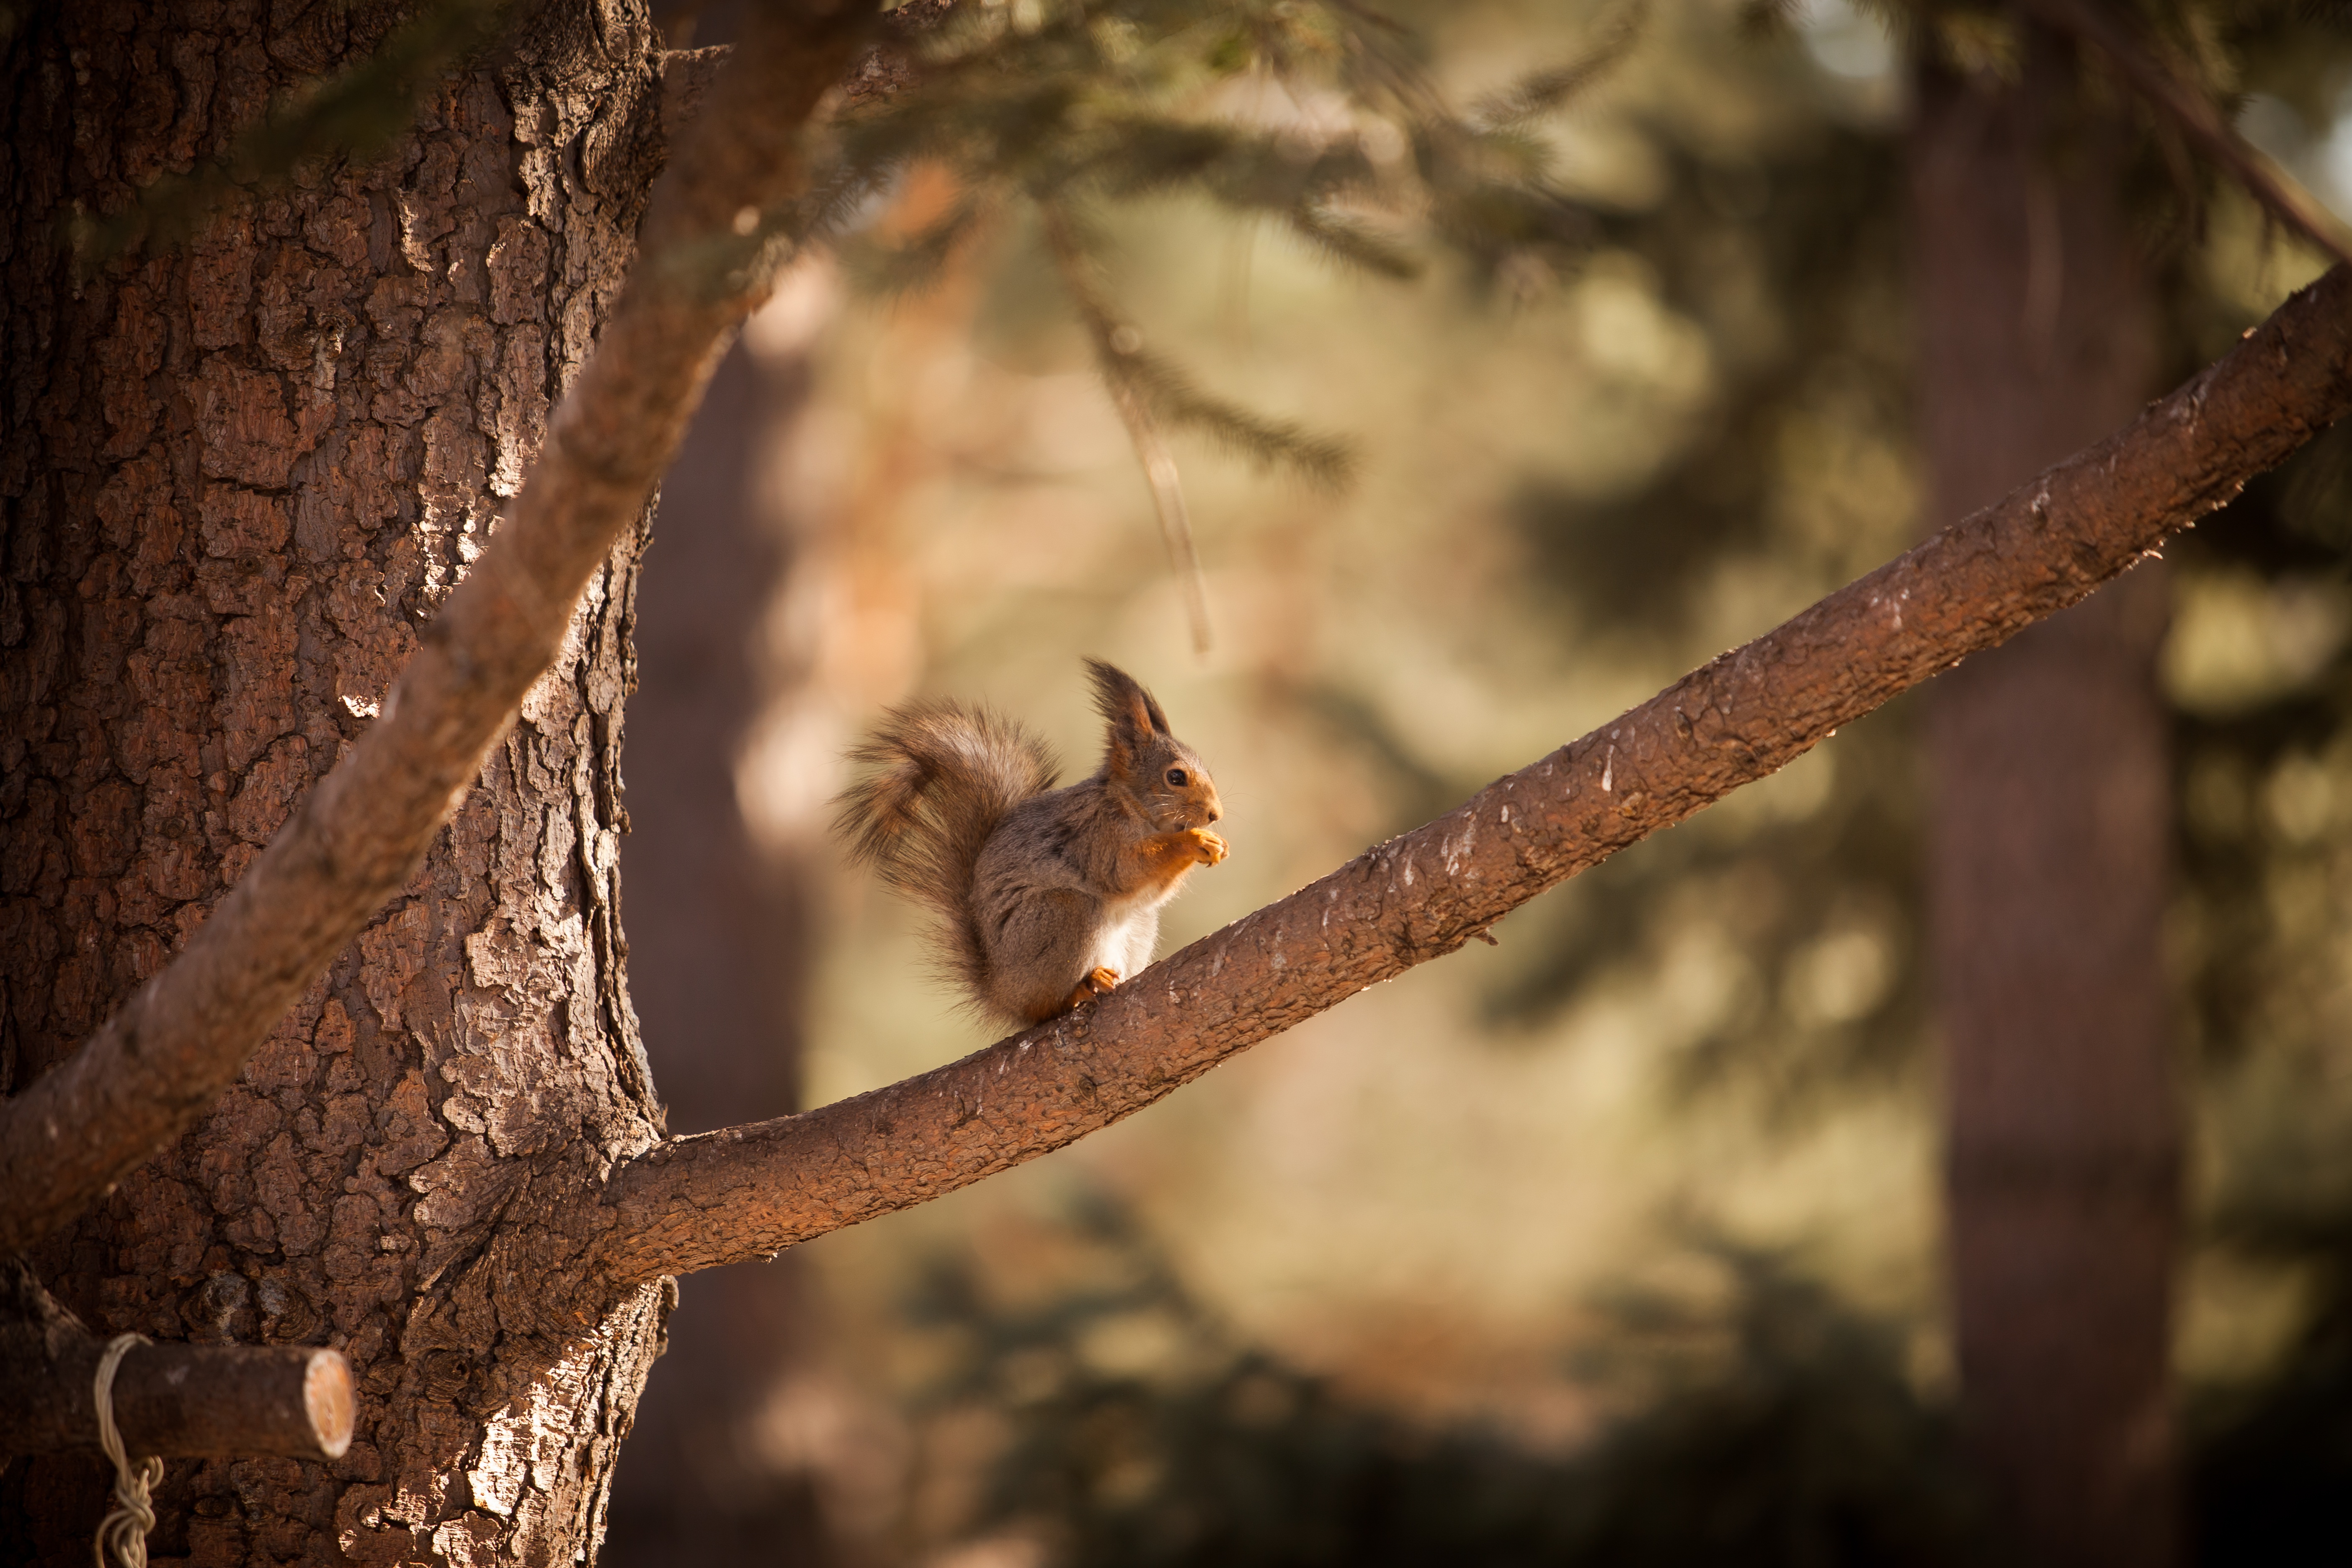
[
  {"x1": 594, "y1": 265, "x2": 2352, "y2": 1285},
  {"x1": 2022, "y1": 0, "x2": 2352, "y2": 268},
  {"x1": 1279, "y1": 204, "x2": 1424, "y2": 280},
  {"x1": 1043, "y1": 205, "x2": 1356, "y2": 484},
  {"x1": 845, "y1": 191, "x2": 989, "y2": 297},
  {"x1": 1468, "y1": 3, "x2": 1646, "y2": 132},
  {"x1": 1042, "y1": 203, "x2": 1217, "y2": 653}
]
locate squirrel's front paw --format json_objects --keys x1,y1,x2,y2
[
  {"x1": 1064, "y1": 967, "x2": 1120, "y2": 1011},
  {"x1": 1184, "y1": 827, "x2": 1229, "y2": 866}
]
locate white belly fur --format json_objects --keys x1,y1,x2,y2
[{"x1": 1090, "y1": 896, "x2": 1163, "y2": 981}]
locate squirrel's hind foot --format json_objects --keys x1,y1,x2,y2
[{"x1": 1064, "y1": 966, "x2": 1120, "y2": 1012}]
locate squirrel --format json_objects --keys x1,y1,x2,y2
[{"x1": 833, "y1": 659, "x2": 1229, "y2": 1028}]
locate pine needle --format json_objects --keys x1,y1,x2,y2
[
  {"x1": 2020, "y1": 0, "x2": 2352, "y2": 270},
  {"x1": 1042, "y1": 203, "x2": 1216, "y2": 655},
  {"x1": 842, "y1": 191, "x2": 989, "y2": 298},
  {"x1": 1469, "y1": 3, "x2": 1647, "y2": 132}
]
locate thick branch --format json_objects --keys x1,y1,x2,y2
[
  {"x1": 0, "y1": 1259, "x2": 351, "y2": 1460},
  {"x1": 0, "y1": 5, "x2": 877, "y2": 1256},
  {"x1": 598, "y1": 264, "x2": 2352, "y2": 1284}
]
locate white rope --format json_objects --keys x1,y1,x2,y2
[{"x1": 92, "y1": 1333, "x2": 162, "y2": 1568}]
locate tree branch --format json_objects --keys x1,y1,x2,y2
[
  {"x1": 596, "y1": 264, "x2": 2352, "y2": 1285},
  {"x1": 2022, "y1": 0, "x2": 2352, "y2": 268},
  {"x1": 0, "y1": 4, "x2": 877, "y2": 1256}
]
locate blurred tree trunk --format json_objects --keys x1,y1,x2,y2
[
  {"x1": 1913, "y1": 26, "x2": 2182, "y2": 1568},
  {"x1": 598, "y1": 19, "x2": 872, "y2": 1568},
  {"x1": 600, "y1": 309, "x2": 842, "y2": 1565},
  {"x1": 0, "y1": 3, "x2": 677, "y2": 1563}
]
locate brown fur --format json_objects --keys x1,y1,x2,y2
[
  {"x1": 833, "y1": 700, "x2": 1061, "y2": 1001},
  {"x1": 833, "y1": 662, "x2": 1226, "y2": 1027}
]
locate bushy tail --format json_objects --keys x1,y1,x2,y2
[{"x1": 833, "y1": 699, "x2": 1060, "y2": 993}]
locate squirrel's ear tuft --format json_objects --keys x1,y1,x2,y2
[{"x1": 1087, "y1": 659, "x2": 1169, "y2": 778}]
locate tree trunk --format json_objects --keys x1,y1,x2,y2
[
  {"x1": 2, "y1": 3, "x2": 676, "y2": 1562},
  {"x1": 1913, "y1": 28, "x2": 2182, "y2": 1568}
]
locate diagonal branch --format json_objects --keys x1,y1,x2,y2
[
  {"x1": 596, "y1": 264, "x2": 2352, "y2": 1285},
  {"x1": 2022, "y1": 0, "x2": 2352, "y2": 268},
  {"x1": 0, "y1": 4, "x2": 879, "y2": 1257}
]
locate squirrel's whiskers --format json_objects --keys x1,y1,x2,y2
[{"x1": 834, "y1": 660, "x2": 1228, "y2": 1026}]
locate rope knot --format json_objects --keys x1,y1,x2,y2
[{"x1": 93, "y1": 1333, "x2": 161, "y2": 1568}]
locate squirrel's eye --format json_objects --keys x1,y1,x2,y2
[{"x1": 1165, "y1": 767, "x2": 1188, "y2": 787}]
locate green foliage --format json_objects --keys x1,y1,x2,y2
[
  {"x1": 829, "y1": 0, "x2": 1631, "y2": 485},
  {"x1": 836, "y1": 0, "x2": 1427, "y2": 274},
  {"x1": 1557, "y1": 1242, "x2": 1981, "y2": 1568},
  {"x1": 2168, "y1": 435, "x2": 2352, "y2": 1077},
  {"x1": 905, "y1": 1199, "x2": 1983, "y2": 1568},
  {"x1": 905, "y1": 1194, "x2": 2352, "y2": 1564},
  {"x1": 1470, "y1": 10, "x2": 1645, "y2": 132},
  {"x1": 1478, "y1": 0, "x2": 2352, "y2": 1122},
  {"x1": 1508, "y1": 129, "x2": 1907, "y2": 639},
  {"x1": 1487, "y1": 707, "x2": 1924, "y2": 1119},
  {"x1": 2190, "y1": 1045, "x2": 2352, "y2": 1565},
  {"x1": 1045, "y1": 201, "x2": 1354, "y2": 484},
  {"x1": 1456, "y1": 32, "x2": 1920, "y2": 1114}
]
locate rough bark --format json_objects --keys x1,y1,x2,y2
[
  {"x1": 573, "y1": 260, "x2": 2352, "y2": 1292},
  {"x1": 0, "y1": 0, "x2": 867, "y2": 1260},
  {"x1": 0, "y1": 2, "x2": 857, "y2": 1562},
  {"x1": 1914, "y1": 34, "x2": 2182, "y2": 1566}
]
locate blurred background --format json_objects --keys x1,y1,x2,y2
[{"x1": 603, "y1": 0, "x2": 2352, "y2": 1563}]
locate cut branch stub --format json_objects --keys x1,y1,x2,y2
[
  {"x1": 1, "y1": 1341, "x2": 356, "y2": 1462},
  {"x1": 0, "y1": 1259, "x2": 352, "y2": 1460},
  {"x1": 595, "y1": 263, "x2": 2352, "y2": 1284}
]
